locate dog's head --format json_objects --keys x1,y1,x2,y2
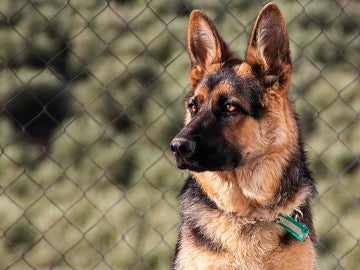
[{"x1": 171, "y1": 3, "x2": 297, "y2": 172}]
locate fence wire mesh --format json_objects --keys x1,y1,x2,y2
[{"x1": 0, "y1": 0, "x2": 359, "y2": 269}]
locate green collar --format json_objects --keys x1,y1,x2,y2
[
  {"x1": 275, "y1": 209, "x2": 309, "y2": 241},
  {"x1": 236, "y1": 208, "x2": 309, "y2": 241}
]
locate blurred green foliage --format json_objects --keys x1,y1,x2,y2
[{"x1": 0, "y1": 0, "x2": 359, "y2": 269}]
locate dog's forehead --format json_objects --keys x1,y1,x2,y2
[{"x1": 194, "y1": 62, "x2": 254, "y2": 99}]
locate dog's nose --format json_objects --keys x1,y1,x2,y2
[{"x1": 170, "y1": 138, "x2": 195, "y2": 158}]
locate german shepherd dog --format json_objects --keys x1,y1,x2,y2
[{"x1": 170, "y1": 3, "x2": 317, "y2": 269}]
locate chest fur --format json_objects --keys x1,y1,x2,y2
[{"x1": 176, "y1": 213, "x2": 285, "y2": 270}]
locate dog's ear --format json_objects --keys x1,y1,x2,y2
[
  {"x1": 246, "y1": 3, "x2": 292, "y2": 90},
  {"x1": 188, "y1": 10, "x2": 236, "y2": 87}
]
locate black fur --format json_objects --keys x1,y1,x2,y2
[
  {"x1": 172, "y1": 177, "x2": 223, "y2": 267},
  {"x1": 172, "y1": 105, "x2": 240, "y2": 172},
  {"x1": 180, "y1": 177, "x2": 224, "y2": 252},
  {"x1": 180, "y1": 176, "x2": 218, "y2": 210}
]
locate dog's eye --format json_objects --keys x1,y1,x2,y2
[
  {"x1": 188, "y1": 103, "x2": 197, "y2": 115},
  {"x1": 223, "y1": 103, "x2": 247, "y2": 115},
  {"x1": 225, "y1": 103, "x2": 237, "y2": 113}
]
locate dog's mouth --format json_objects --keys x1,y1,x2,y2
[
  {"x1": 174, "y1": 159, "x2": 204, "y2": 172},
  {"x1": 175, "y1": 158, "x2": 238, "y2": 172}
]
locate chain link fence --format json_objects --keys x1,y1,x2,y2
[{"x1": 0, "y1": 0, "x2": 359, "y2": 269}]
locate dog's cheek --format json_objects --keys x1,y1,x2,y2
[
  {"x1": 224, "y1": 117, "x2": 266, "y2": 161},
  {"x1": 262, "y1": 91, "x2": 299, "y2": 152}
]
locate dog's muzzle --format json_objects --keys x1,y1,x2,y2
[{"x1": 170, "y1": 133, "x2": 240, "y2": 172}]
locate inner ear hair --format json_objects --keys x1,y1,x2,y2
[{"x1": 246, "y1": 3, "x2": 291, "y2": 78}]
